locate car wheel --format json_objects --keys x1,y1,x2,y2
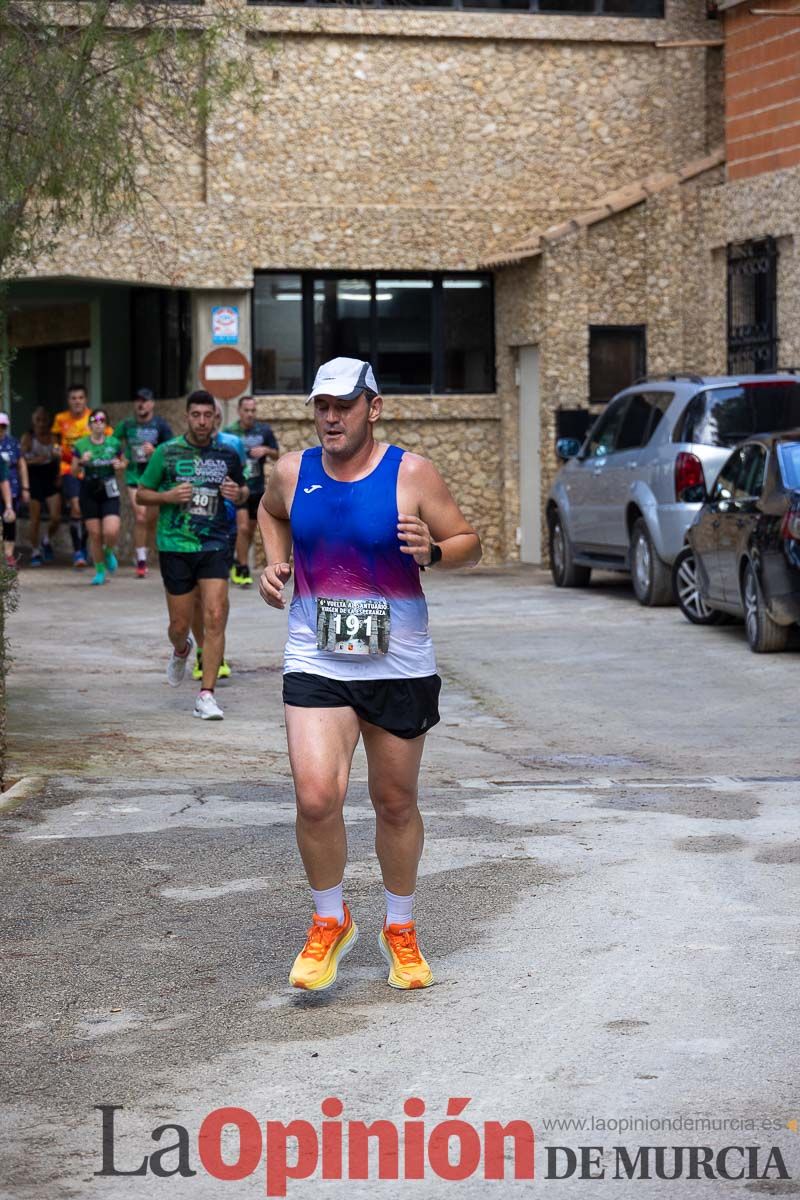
[
  {"x1": 549, "y1": 511, "x2": 591, "y2": 588},
  {"x1": 630, "y1": 518, "x2": 673, "y2": 607},
  {"x1": 672, "y1": 546, "x2": 725, "y2": 626},
  {"x1": 743, "y1": 562, "x2": 789, "y2": 653}
]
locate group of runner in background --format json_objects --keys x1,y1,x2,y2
[{"x1": 2, "y1": 383, "x2": 277, "y2": 585}]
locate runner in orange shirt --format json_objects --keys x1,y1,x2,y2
[{"x1": 52, "y1": 384, "x2": 111, "y2": 568}]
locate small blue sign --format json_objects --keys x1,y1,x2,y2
[{"x1": 212, "y1": 305, "x2": 239, "y2": 346}]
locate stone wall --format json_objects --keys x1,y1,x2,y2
[{"x1": 23, "y1": 1, "x2": 721, "y2": 287}]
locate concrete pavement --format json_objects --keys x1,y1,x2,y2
[{"x1": 1, "y1": 564, "x2": 798, "y2": 1198}]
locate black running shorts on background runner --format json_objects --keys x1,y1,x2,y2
[
  {"x1": 246, "y1": 492, "x2": 263, "y2": 521},
  {"x1": 159, "y1": 548, "x2": 231, "y2": 595},
  {"x1": 79, "y1": 486, "x2": 120, "y2": 521},
  {"x1": 282, "y1": 671, "x2": 442, "y2": 740}
]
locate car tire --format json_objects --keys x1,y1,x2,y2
[
  {"x1": 549, "y1": 511, "x2": 591, "y2": 588},
  {"x1": 630, "y1": 518, "x2": 673, "y2": 607},
  {"x1": 743, "y1": 562, "x2": 789, "y2": 653},
  {"x1": 672, "y1": 545, "x2": 725, "y2": 626}
]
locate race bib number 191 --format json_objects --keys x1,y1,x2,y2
[{"x1": 316, "y1": 597, "x2": 390, "y2": 656}]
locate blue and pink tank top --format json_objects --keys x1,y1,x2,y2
[{"x1": 285, "y1": 445, "x2": 436, "y2": 680}]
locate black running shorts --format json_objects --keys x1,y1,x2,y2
[
  {"x1": 246, "y1": 491, "x2": 263, "y2": 521},
  {"x1": 159, "y1": 548, "x2": 231, "y2": 595},
  {"x1": 282, "y1": 671, "x2": 441, "y2": 740},
  {"x1": 79, "y1": 485, "x2": 120, "y2": 521}
]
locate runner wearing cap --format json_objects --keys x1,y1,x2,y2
[
  {"x1": 113, "y1": 389, "x2": 173, "y2": 578},
  {"x1": 136, "y1": 390, "x2": 248, "y2": 721},
  {"x1": 258, "y1": 357, "x2": 481, "y2": 991},
  {"x1": 225, "y1": 396, "x2": 279, "y2": 587}
]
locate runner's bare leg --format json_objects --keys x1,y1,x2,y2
[
  {"x1": 361, "y1": 722, "x2": 426, "y2": 895},
  {"x1": 285, "y1": 704, "x2": 360, "y2": 889}
]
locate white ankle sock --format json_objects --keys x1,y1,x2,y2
[
  {"x1": 384, "y1": 888, "x2": 414, "y2": 927},
  {"x1": 136, "y1": 547, "x2": 147, "y2": 564},
  {"x1": 311, "y1": 882, "x2": 344, "y2": 925}
]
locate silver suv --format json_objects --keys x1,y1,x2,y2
[{"x1": 546, "y1": 374, "x2": 800, "y2": 605}]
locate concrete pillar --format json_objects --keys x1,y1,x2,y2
[{"x1": 190, "y1": 291, "x2": 252, "y2": 426}]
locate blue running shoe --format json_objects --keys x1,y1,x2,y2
[
  {"x1": 30, "y1": 551, "x2": 43, "y2": 567},
  {"x1": 91, "y1": 567, "x2": 106, "y2": 586},
  {"x1": 104, "y1": 548, "x2": 118, "y2": 573},
  {"x1": 73, "y1": 551, "x2": 88, "y2": 569},
  {"x1": 41, "y1": 543, "x2": 54, "y2": 563}
]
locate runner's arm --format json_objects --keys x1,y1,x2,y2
[
  {"x1": 18, "y1": 455, "x2": 30, "y2": 496},
  {"x1": 398, "y1": 456, "x2": 481, "y2": 568},
  {"x1": 136, "y1": 445, "x2": 190, "y2": 506}
]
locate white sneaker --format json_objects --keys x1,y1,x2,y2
[
  {"x1": 166, "y1": 634, "x2": 194, "y2": 687},
  {"x1": 193, "y1": 690, "x2": 224, "y2": 720}
]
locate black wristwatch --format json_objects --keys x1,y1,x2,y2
[{"x1": 421, "y1": 543, "x2": 442, "y2": 570}]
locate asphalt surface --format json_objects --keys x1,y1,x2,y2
[{"x1": 1, "y1": 564, "x2": 799, "y2": 1198}]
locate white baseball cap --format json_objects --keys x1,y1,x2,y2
[
  {"x1": 306, "y1": 358, "x2": 379, "y2": 405},
  {"x1": 0, "y1": 413, "x2": 9, "y2": 426}
]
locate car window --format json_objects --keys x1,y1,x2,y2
[
  {"x1": 734, "y1": 444, "x2": 767, "y2": 500},
  {"x1": 679, "y1": 382, "x2": 800, "y2": 447},
  {"x1": 777, "y1": 441, "x2": 800, "y2": 489},
  {"x1": 616, "y1": 394, "x2": 652, "y2": 451},
  {"x1": 712, "y1": 447, "x2": 747, "y2": 503},
  {"x1": 584, "y1": 396, "x2": 629, "y2": 459}
]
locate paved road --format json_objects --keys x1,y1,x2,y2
[{"x1": 1, "y1": 565, "x2": 798, "y2": 1198}]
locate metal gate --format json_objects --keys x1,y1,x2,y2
[{"x1": 727, "y1": 237, "x2": 778, "y2": 374}]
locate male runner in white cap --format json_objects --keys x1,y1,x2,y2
[{"x1": 259, "y1": 357, "x2": 481, "y2": 991}]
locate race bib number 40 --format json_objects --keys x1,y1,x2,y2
[
  {"x1": 185, "y1": 486, "x2": 219, "y2": 519},
  {"x1": 316, "y1": 598, "x2": 390, "y2": 656}
]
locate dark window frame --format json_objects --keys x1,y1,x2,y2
[
  {"x1": 130, "y1": 287, "x2": 192, "y2": 400},
  {"x1": 252, "y1": 269, "x2": 495, "y2": 395},
  {"x1": 588, "y1": 324, "x2": 647, "y2": 405}
]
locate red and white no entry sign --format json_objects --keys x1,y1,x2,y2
[{"x1": 199, "y1": 347, "x2": 252, "y2": 401}]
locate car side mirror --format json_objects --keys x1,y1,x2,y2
[{"x1": 556, "y1": 437, "x2": 582, "y2": 461}]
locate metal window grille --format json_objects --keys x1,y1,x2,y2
[{"x1": 727, "y1": 237, "x2": 778, "y2": 375}]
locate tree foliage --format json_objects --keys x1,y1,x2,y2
[{"x1": 0, "y1": 0, "x2": 255, "y2": 277}]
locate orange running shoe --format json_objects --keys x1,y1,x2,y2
[
  {"x1": 289, "y1": 904, "x2": 358, "y2": 991},
  {"x1": 378, "y1": 920, "x2": 434, "y2": 990}
]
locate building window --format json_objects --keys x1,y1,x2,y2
[
  {"x1": 253, "y1": 273, "x2": 304, "y2": 392},
  {"x1": 248, "y1": 0, "x2": 662, "y2": 13},
  {"x1": 65, "y1": 346, "x2": 91, "y2": 393},
  {"x1": 131, "y1": 288, "x2": 192, "y2": 399},
  {"x1": 253, "y1": 272, "x2": 495, "y2": 395},
  {"x1": 727, "y1": 238, "x2": 778, "y2": 375},
  {"x1": 589, "y1": 325, "x2": 646, "y2": 404}
]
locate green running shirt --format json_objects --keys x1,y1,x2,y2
[{"x1": 138, "y1": 435, "x2": 245, "y2": 554}]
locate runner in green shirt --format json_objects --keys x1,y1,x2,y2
[
  {"x1": 71, "y1": 410, "x2": 126, "y2": 586},
  {"x1": 137, "y1": 390, "x2": 247, "y2": 720},
  {"x1": 113, "y1": 388, "x2": 173, "y2": 577}
]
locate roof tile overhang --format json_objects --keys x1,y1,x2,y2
[{"x1": 481, "y1": 146, "x2": 725, "y2": 269}]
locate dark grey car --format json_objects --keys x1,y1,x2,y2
[{"x1": 546, "y1": 374, "x2": 800, "y2": 605}]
